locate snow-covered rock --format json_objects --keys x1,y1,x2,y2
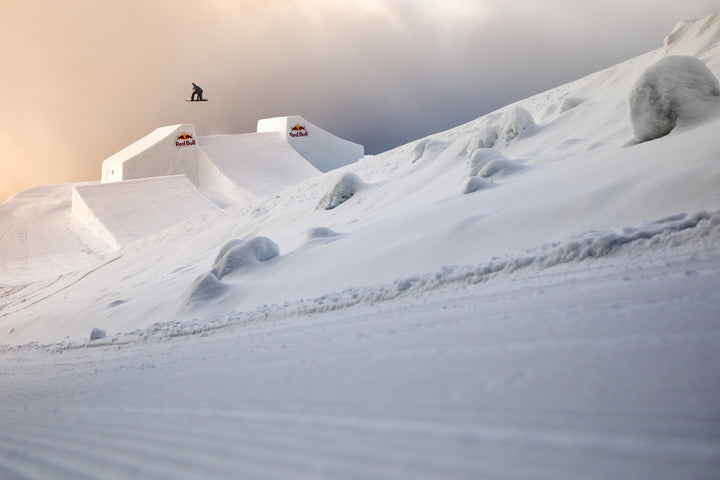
[
  {"x1": 468, "y1": 107, "x2": 538, "y2": 149},
  {"x1": 318, "y1": 173, "x2": 369, "y2": 210},
  {"x1": 211, "y1": 236, "x2": 280, "y2": 280},
  {"x1": 466, "y1": 148, "x2": 511, "y2": 176},
  {"x1": 307, "y1": 227, "x2": 341, "y2": 240},
  {"x1": 89, "y1": 327, "x2": 106, "y2": 341},
  {"x1": 629, "y1": 55, "x2": 720, "y2": 142}
]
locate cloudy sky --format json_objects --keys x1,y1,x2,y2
[{"x1": 1, "y1": 0, "x2": 717, "y2": 201}]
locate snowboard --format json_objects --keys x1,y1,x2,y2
[{"x1": 186, "y1": 99, "x2": 208, "y2": 102}]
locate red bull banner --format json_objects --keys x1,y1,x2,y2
[
  {"x1": 176, "y1": 133, "x2": 196, "y2": 147},
  {"x1": 289, "y1": 125, "x2": 308, "y2": 138}
]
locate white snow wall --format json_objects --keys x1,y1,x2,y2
[
  {"x1": 102, "y1": 124, "x2": 200, "y2": 184},
  {"x1": 257, "y1": 115, "x2": 364, "y2": 172}
]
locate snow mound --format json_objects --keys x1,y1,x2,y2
[
  {"x1": 89, "y1": 327, "x2": 106, "y2": 341},
  {"x1": 559, "y1": 96, "x2": 583, "y2": 113},
  {"x1": 210, "y1": 236, "x2": 280, "y2": 280},
  {"x1": 629, "y1": 55, "x2": 720, "y2": 142},
  {"x1": 213, "y1": 239, "x2": 245, "y2": 265},
  {"x1": 477, "y1": 158, "x2": 524, "y2": 178},
  {"x1": 185, "y1": 273, "x2": 229, "y2": 306},
  {"x1": 464, "y1": 148, "x2": 520, "y2": 192},
  {"x1": 307, "y1": 227, "x2": 342, "y2": 239},
  {"x1": 463, "y1": 177, "x2": 494, "y2": 194},
  {"x1": 412, "y1": 139, "x2": 431, "y2": 162},
  {"x1": 318, "y1": 173, "x2": 369, "y2": 210},
  {"x1": 468, "y1": 107, "x2": 538, "y2": 149},
  {"x1": 467, "y1": 148, "x2": 510, "y2": 176}
]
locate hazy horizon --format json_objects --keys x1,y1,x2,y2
[{"x1": 1, "y1": 0, "x2": 717, "y2": 202}]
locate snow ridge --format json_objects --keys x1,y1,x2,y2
[
  {"x1": 4, "y1": 209, "x2": 716, "y2": 352},
  {"x1": 124, "y1": 210, "x2": 720, "y2": 339}
]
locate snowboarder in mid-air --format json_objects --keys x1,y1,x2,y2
[{"x1": 190, "y1": 82, "x2": 204, "y2": 101}]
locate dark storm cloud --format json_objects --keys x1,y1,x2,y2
[{"x1": 0, "y1": 0, "x2": 717, "y2": 201}]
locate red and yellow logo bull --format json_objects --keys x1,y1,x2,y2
[
  {"x1": 176, "y1": 133, "x2": 196, "y2": 147},
  {"x1": 289, "y1": 124, "x2": 308, "y2": 138}
]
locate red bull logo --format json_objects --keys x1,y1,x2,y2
[
  {"x1": 289, "y1": 124, "x2": 308, "y2": 138},
  {"x1": 176, "y1": 133, "x2": 196, "y2": 147}
]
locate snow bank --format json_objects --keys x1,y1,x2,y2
[
  {"x1": 629, "y1": 55, "x2": 720, "y2": 142},
  {"x1": 210, "y1": 237, "x2": 280, "y2": 280},
  {"x1": 318, "y1": 173, "x2": 369, "y2": 210}
]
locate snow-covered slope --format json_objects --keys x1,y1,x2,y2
[
  {"x1": 1, "y1": 12, "x2": 719, "y2": 345},
  {"x1": 0, "y1": 183, "x2": 112, "y2": 284},
  {"x1": 1, "y1": 11, "x2": 720, "y2": 480}
]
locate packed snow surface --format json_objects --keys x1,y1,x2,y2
[
  {"x1": 198, "y1": 132, "x2": 320, "y2": 199},
  {"x1": 72, "y1": 175, "x2": 220, "y2": 249},
  {"x1": 1, "y1": 11, "x2": 720, "y2": 480}
]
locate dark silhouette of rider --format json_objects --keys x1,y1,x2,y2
[{"x1": 191, "y1": 83, "x2": 204, "y2": 101}]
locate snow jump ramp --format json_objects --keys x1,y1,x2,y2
[
  {"x1": 197, "y1": 132, "x2": 320, "y2": 203},
  {"x1": 99, "y1": 115, "x2": 363, "y2": 202},
  {"x1": 101, "y1": 124, "x2": 201, "y2": 185},
  {"x1": 72, "y1": 176, "x2": 219, "y2": 249},
  {"x1": 257, "y1": 115, "x2": 364, "y2": 173},
  {"x1": 72, "y1": 115, "x2": 364, "y2": 248}
]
